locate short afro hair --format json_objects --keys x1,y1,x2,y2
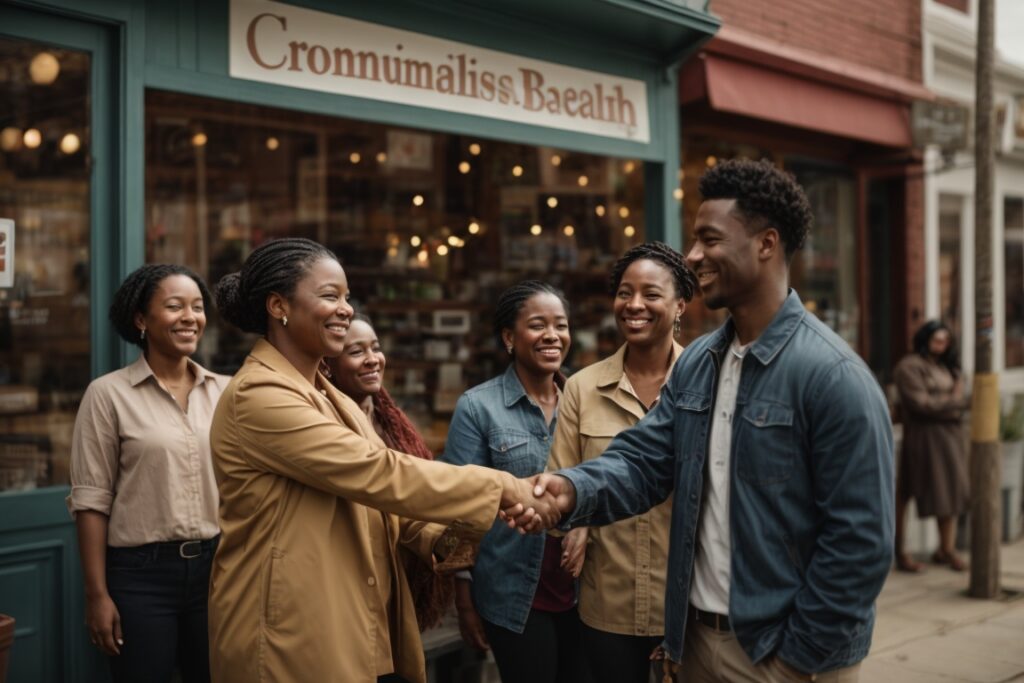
[
  {"x1": 109, "y1": 264, "x2": 213, "y2": 348},
  {"x1": 699, "y1": 159, "x2": 813, "y2": 259},
  {"x1": 608, "y1": 241, "x2": 697, "y2": 302}
]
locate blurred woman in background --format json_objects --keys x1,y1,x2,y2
[{"x1": 894, "y1": 320, "x2": 969, "y2": 572}]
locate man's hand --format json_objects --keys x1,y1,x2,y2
[
  {"x1": 498, "y1": 474, "x2": 561, "y2": 532},
  {"x1": 502, "y1": 473, "x2": 577, "y2": 533}
]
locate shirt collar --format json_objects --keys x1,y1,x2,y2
[
  {"x1": 597, "y1": 341, "x2": 683, "y2": 390},
  {"x1": 705, "y1": 289, "x2": 806, "y2": 366},
  {"x1": 127, "y1": 353, "x2": 211, "y2": 387},
  {"x1": 501, "y1": 364, "x2": 530, "y2": 408}
]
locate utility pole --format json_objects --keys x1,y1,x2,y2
[{"x1": 969, "y1": 0, "x2": 1000, "y2": 599}]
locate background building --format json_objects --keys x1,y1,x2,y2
[
  {"x1": 0, "y1": 1, "x2": 717, "y2": 681},
  {"x1": 679, "y1": 0, "x2": 930, "y2": 383}
]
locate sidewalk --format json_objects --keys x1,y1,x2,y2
[{"x1": 863, "y1": 538, "x2": 1024, "y2": 682}]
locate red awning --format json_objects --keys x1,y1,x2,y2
[{"x1": 681, "y1": 54, "x2": 914, "y2": 148}]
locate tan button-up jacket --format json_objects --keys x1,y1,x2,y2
[
  {"x1": 209, "y1": 340, "x2": 510, "y2": 683},
  {"x1": 547, "y1": 342, "x2": 682, "y2": 636}
]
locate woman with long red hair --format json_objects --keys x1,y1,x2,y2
[{"x1": 324, "y1": 314, "x2": 453, "y2": 631}]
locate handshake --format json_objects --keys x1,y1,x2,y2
[{"x1": 498, "y1": 473, "x2": 578, "y2": 534}]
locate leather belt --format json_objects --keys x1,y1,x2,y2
[{"x1": 689, "y1": 605, "x2": 731, "y2": 632}]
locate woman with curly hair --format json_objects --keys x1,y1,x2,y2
[
  {"x1": 894, "y1": 320, "x2": 969, "y2": 572},
  {"x1": 324, "y1": 314, "x2": 455, "y2": 631},
  {"x1": 68, "y1": 264, "x2": 227, "y2": 683},
  {"x1": 547, "y1": 242, "x2": 697, "y2": 683}
]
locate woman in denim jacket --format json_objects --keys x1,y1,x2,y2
[{"x1": 442, "y1": 280, "x2": 587, "y2": 683}]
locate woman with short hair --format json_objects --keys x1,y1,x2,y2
[{"x1": 69, "y1": 264, "x2": 226, "y2": 683}]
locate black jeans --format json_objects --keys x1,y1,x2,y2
[
  {"x1": 105, "y1": 537, "x2": 218, "y2": 683},
  {"x1": 482, "y1": 607, "x2": 590, "y2": 683},
  {"x1": 581, "y1": 622, "x2": 663, "y2": 683}
]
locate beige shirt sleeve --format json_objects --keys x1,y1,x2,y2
[{"x1": 68, "y1": 380, "x2": 120, "y2": 516}]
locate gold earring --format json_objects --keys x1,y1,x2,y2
[
  {"x1": 673, "y1": 316, "x2": 681, "y2": 335},
  {"x1": 282, "y1": 316, "x2": 288, "y2": 327}
]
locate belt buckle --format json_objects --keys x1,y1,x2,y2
[{"x1": 179, "y1": 540, "x2": 202, "y2": 559}]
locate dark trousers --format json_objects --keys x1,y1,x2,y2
[
  {"x1": 482, "y1": 607, "x2": 590, "y2": 683},
  {"x1": 581, "y1": 622, "x2": 663, "y2": 683},
  {"x1": 105, "y1": 537, "x2": 217, "y2": 683}
]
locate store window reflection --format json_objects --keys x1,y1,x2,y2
[
  {"x1": 680, "y1": 136, "x2": 859, "y2": 349},
  {"x1": 145, "y1": 91, "x2": 645, "y2": 450},
  {"x1": 0, "y1": 37, "x2": 91, "y2": 492}
]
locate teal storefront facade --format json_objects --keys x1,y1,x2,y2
[{"x1": 0, "y1": 1, "x2": 717, "y2": 680}]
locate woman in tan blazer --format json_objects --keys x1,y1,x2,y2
[
  {"x1": 547, "y1": 242, "x2": 697, "y2": 683},
  {"x1": 208, "y1": 238, "x2": 552, "y2": 683}
]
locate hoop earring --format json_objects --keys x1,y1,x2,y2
[{"x1": 282, "y1": 316, "x2": 288, "y2": 327}]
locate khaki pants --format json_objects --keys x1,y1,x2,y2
[{"x1": 678, "y1": 620, "x2": 860, "y2": 683}]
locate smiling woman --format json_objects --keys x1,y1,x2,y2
[
  {"x1": 67, "y1": 264, "x2": 227, "y2": 683},
  {"x1": 440, "y1": 281, "x2": 587, "y2": 683},
  {"x1": 206, "y1": 238, "x2": 551, "y2": 683}
]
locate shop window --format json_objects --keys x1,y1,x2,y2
[
  {"x1": 680, "y1": 138, "x2": 859, "y2": 348},
  {"x1": 939, "y1": 193, "x2": 964, "y2": 343},
  {"x1": 1006, "y1": 196, "x2": 1024, "y2": 368},
  {"x1": 0, "y1": 37, "x2": 91, "y2": 492},
  {"x1": 145, "y1": 91, "x2": 645, "y2": 451}
]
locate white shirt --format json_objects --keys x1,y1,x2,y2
[{"x1": 690, "y1": 337, "x2": 749, "y2": 615}]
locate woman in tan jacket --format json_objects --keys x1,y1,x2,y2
[
  {"x1": 893, "y1": 320, "x2": 969, "y2": 573},
  {"x1": 547, "y1": 242, "x2": 697, "y2": 683},
  {"x1": 208, "y1": 238, "x2": 551, "y2": 683}
]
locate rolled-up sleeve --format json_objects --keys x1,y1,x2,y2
[{"x1": 67, "y1": 382, "x2": 120, "y2": 517}]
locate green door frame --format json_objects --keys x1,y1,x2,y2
[{"x1": 0, "y1": 3, "x2": 136, "y2": 681}]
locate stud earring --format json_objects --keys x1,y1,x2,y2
[
  {"x1": 282, "y1": 316, "x2": 288, "y2": 327},
  {"x1": 140, "y1": 329, "x2": 146, "y2": 340}
]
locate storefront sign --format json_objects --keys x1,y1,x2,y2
[
  {"x1": 911, "y1": 100, "x2": 969, "y2": 151},
  {"x1": 229, "y1": 0, "x2": 650, "y2": 142},
  {"x1": 0, "y1": 219, "x2": 13, "y2": 288}
]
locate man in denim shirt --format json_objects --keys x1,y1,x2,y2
[{"x1": 514, "y1": 160, "x2": 894, "y2": 682}]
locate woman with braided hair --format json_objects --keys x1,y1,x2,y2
[
  {"x1": 441, "y1": 280, "x2": 589, "y2": 683},
  {"x1": 68, "y1": 264, "x2": 227, "y2": 683},
  {"x1": 207, "y1": 238, "x2": 551, "y2": 683},
  {"x1": 547, "y1": 242, "x2": 697, "y2": 683},
  {"x1": 324, "y1": 314, "x2": 455, "y2": 631}
]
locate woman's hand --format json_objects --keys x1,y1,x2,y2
[
  {"x1": 560, "y1": 527, "x2": 588, "y2": 577},
  {"x1": 454, "y1": 579, "x2": 490, "y2": 651},
  {"x1": 85, "y1": 592, "x2": 123, "y2": 656}
]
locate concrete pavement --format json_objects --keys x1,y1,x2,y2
[{"x1": 863, "y1": 538, "x2": 1024, "y2": 682}]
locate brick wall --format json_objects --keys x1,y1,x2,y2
[{"x1": 708, "y1": 0, "x2": 923, "y2": 84}]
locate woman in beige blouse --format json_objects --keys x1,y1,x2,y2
[
  {"x1": 207, "y1": 238, "x2": 551, "y2": 683},
  {"x1": 68, "y1": 264, "x2": 227, "y2": 683},
  {"x1": 547, "y1": 242, "x2": 697, "y2": 683}
]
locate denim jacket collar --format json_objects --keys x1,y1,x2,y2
[
  {"x1": 705, "y1": 289, "x2": 807, "y2": 366},
  {"x1": 501, "y1": 364, "x2": 530, "y2": 409}
]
